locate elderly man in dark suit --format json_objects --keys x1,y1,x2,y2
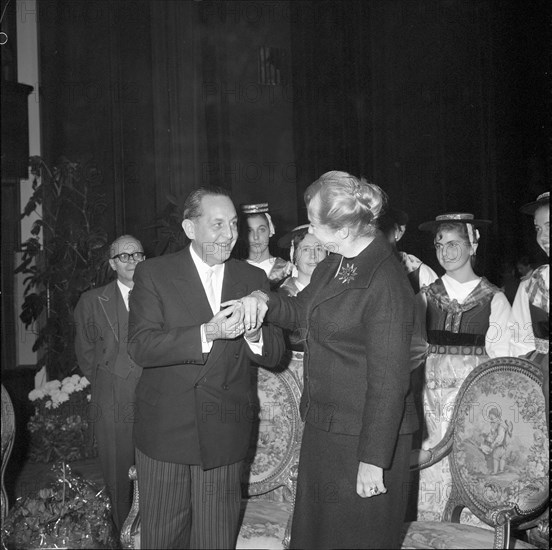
[
  {"x1": 74, "y1": 234, "x2": 145, "y2": 532},
  {"x1": 127, "y1": 187, "x2": 285, "y2": 549}
]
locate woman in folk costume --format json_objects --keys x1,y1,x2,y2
[
  {"x1": 278, "y1": 224, "x2": 328, "y2": 300},
  {"x1": 276, "y1": 225, "x2": 328, "y2": 393},
  {"x1": 413, "y1": 213, "x2": 511, "y2": 521},
  {"x1": 241, "y1": 203, "x2": 294, "y2": 288},
  {"x1": 508, "y1": 191, "x2": 549, "y2": 427}
]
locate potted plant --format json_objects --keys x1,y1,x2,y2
[
  {"x1": 16, "y1": 156, "x2": 110, "y2": 381},
  {"x1": 27, "y1": 374, "x2": 96, "y2": 463}
]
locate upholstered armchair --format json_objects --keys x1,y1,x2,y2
[
  {"x1": 236, "y1": 354, "x2": 303, "y2": 549},
  {"x1": 121, "y1": 351, "x2": 304, "y2": 549},
  {"x1": 403, "y1": 356, "x2": 549, "y2": 549},
  {"x1": 1, "y1": 384, "x2": 16, "y2": 526}
]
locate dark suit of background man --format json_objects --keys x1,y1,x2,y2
[
  {"x1": 74, "y1": 235, "x2": 145, "y2": 532},
  {"x1": 128, "y1": 187, "x2": 285, "y2": 549}
]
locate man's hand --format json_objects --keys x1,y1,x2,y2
[
  {"x1": 356, "y1": 462, "x2": 387, "y2": 498},
  {"x1": 204, "y1": 302, "x2": 245, "y2": 342},
  {"x1": 226, "y1": 291, "x2": 268, "y2": 331}
]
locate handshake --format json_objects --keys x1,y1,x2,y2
[{"x1": 205, "y1": 291, "x2": 270, "y2": 342}]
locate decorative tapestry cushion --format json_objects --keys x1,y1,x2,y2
[{"x1": 402, "y1": 521, "x2": 536, "y2": 549}]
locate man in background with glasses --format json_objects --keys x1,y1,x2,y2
[{"x1": 74, "y1": 234, "x2": 145, "y2": 534}]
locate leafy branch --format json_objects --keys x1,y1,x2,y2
[
  {"x1": 145, "y1": 192, "x2": 187, "y2": 256},
  {"x1": 15, "y1": 156, "x2": 110, "y2": 380}
]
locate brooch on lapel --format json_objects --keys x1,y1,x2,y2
[{"x1": 337, "y1": 262, "x2": 358, "y2": 284}]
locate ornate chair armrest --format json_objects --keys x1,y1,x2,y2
[
  {"x1": 410, "y1": 442, "x2": 452, "y2": 472},
  {"x1": 120, "y1": 465, "x2": 141, "y2": 549},
  {"x1": 282, "y1": 462, "x2": 300, "y2": 550},
  {"x1": 410, "y1": 417, "x2": 455, "y2": 471}
]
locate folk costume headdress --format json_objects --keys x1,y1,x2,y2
[
  {"x1": 241, "y1": 203, "x2": 275, "y2": 236},
  {"x1": 419, "y1": 213, "x2": 491, "y2": 253},
  {"x1": 520, "y1": 191, "x2": 549, "y2": 215},
  {"x1": 277, "y1": 224, "x2": 310, "y2": 264}
]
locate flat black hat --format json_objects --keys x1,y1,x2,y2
[
  {"x1": 277, "y1": 224, "x2": 310, "y2": 248},
  {"x1": 419, "y1": 213, "x2": 492, "y2": 232},
  {"x1": 520, "y1": 192, "x2": 549, "y2": 215}
]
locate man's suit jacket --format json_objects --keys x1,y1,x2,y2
[
  {"x1": 128, "y1": 246, "x2": 285, "y2": 470},
  {"x1": 74, "y1": 280, "x2": 142, "y2": 529},
  {"x1": 267, "y1": 234, "x2": 419, "y2": 470},
  {"x1": 74, "y1": 280, "x2": 139, "y2": 389}
]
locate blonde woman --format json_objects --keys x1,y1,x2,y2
[{"x1": 238, "y1": 171, "x2": 417, "y2": 549}]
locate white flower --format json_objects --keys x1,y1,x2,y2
[
  {"x1": 49, "y1": 389, "x2": 62, "y2": 404},
  {"x1": 71, "y1": 374, "x2": 81, "y2": 383},
  {"x1": 45, "y1": 400, "x2": 53, "y2": 409},
  {"x1": 56, "y1": 391, "x2": 70, "y2": 404},
  {"x1": 44, "y1": 380, "x2": 61, "y2": 391},
  {"x1": 29, "y1": 389, "x2": 46, "y2": 401},
  {"x1": 80, "y1": 377, "x2": 90, "y2": 388},
  {"x1": 61, "y1": 381, "x2": 76, "y2": 394},
  {"x1": 87, "y1": 394, "x2": 91, "y2": 402}
]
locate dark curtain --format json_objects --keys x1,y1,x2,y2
[
  {"x1": 290, "y1": 0, "x2": 550, "y2": 280},
  {"x1": 291, "y1": 0, "x2": 373, "y2": 221}
]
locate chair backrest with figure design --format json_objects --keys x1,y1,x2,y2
[{"x1": 403, "y1": 356, "x2": 549, "y2": 549}]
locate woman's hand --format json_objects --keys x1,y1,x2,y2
[
  {"x1": 357, "y1": 462, "x2": 386, "y2": 498},
  {"x1": 222, "y1": 291, "x2": 269, "y2": 331}
]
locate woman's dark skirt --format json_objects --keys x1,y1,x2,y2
[{"x1": 290, "y1": 423, "x2": 412, "y2": 549}]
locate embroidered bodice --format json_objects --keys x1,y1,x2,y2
[{"x1": 424, "y1": 277, "x2": 501, "y2": 346}]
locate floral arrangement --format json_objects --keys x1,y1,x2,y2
[
  {"x1": 27, "y1": 375, "x2": 97, "y2": 462},
  {"x1": 1, "y1": 461, "x2": 117, "y2": 549}
]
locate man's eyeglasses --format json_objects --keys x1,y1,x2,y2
[{"x1": 111, "y1": 252, "x2": 146, "y2": 263}]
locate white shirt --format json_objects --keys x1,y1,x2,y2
[
  {"x1": 246, "y1": 257, "x2": 275, "y2": 277},
  {"x1": 419, "y1": 263, "x2": 439, "y2": 289},
  {"x1": 117, "y1": 280, "x2": 132, "y2": 311},
  {"x1": 189, "y1": 246, "x2": 263, "y2": 354},
  {"x1": 294, "y1": 280, "x2": 307, "y2": 292},
  {"x1": 190, "y1": 244, "x2": 225, "y2": 314}
]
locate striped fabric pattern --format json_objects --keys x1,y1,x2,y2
[{"x1": 136, "y1": 448, "x2": 242, "y2": 549}]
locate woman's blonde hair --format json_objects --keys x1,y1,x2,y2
[{"x1": 304, "y1": 171, "x2": 386, "y2": 238}]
